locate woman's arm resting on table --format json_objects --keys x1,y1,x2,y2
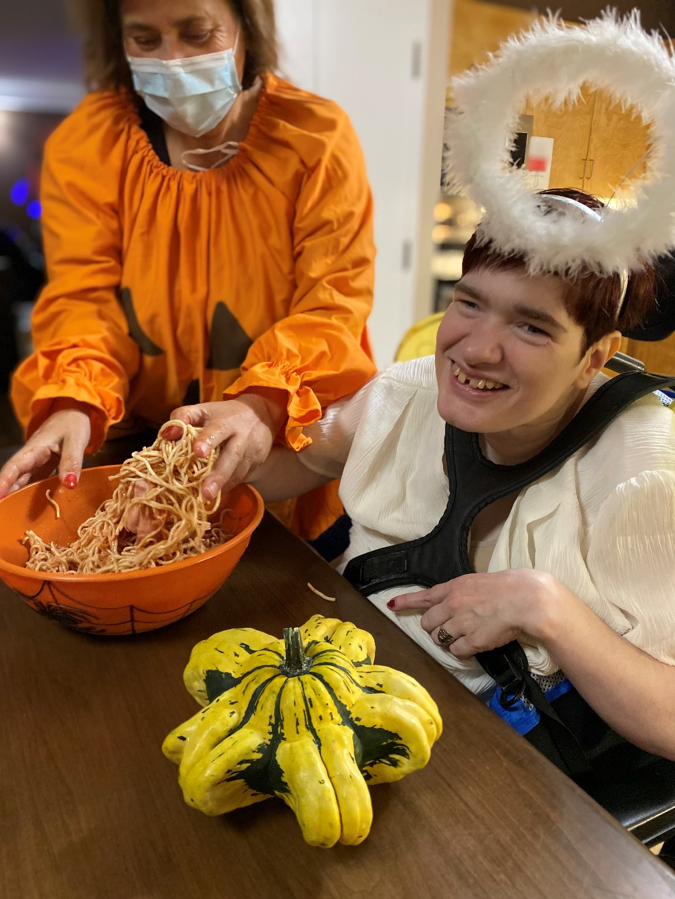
[{"x1": 391, "y1": 569, "x2": 675, "y2": 760}]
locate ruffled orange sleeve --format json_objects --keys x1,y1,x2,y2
[
  {"x1": 10, "y1": 94, "x2": 140, "y2": 452},
  {"x1": 224, "y1": 106, "x2": 376, "y2": 451}
]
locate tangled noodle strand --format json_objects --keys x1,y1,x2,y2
[{"x1": 23, "y1": 421, "x2": 235, "y2": 574}]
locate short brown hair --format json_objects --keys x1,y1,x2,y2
[
  {"x1": 461, "y1": 188, "x2": 657, "y2": 354},
  {"x1": 69, "y1": 0, "x2": 278, "y2": 92}
]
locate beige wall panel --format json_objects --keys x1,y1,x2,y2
[
  {"x1": 584, "y1": 92, "x2": 652, "y2": 199},
  {"x1": 621, "y1": 336, "x2": 675, "y2": 375},
  {"x1": 448, "y1": 0, "x2": 534, "y2": 95},
  {"x1": 523, "y1": 88, "x2": 595, "y2": 190}
]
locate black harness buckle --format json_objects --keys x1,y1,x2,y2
[{"x1": 498, "y1": 674, "x2": 527, "y2": 709}]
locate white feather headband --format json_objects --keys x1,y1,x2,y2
[{"x1": 443, "y1": 10, "x2": 675, "y2": 278}]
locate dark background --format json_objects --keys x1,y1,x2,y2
[
  {"x1": 0, "y1": 3, "x2": 81, "y2": 84},
  {"x1": 0, "y1": 4, "x2": 83, "y2": 446}
]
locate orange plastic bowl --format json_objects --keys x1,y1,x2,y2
[{"x1": 0, "y1": 466, "x2": 264, "y2": 636}]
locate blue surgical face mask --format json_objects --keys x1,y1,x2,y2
[{"x1": 127, "y1": 34, "x2": 242, "y2": 138}]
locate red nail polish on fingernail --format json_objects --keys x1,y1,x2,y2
[
  {"x1": 64, "y1": 474, "x2": 77, "y2": 489},
  {"x1": 387, "y1": 599, "x2": 396, "y2": 610}
]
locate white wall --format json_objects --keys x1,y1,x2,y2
[
  {"x1": 275, "y1": 0, "x2": 316, "y2": 89},
  {"x1": 275, "y1": 0, "x2": 451, "y2": 365}
]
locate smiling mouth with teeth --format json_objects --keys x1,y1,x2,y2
[{"x1": 451, "y1": 363, "x2": 506, "y2": 391}]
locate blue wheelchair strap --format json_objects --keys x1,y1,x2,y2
[{"x1": 489, "y1": 677, "x2": 574, "y2": 736}]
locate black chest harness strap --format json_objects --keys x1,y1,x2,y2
[{"x1": 343, "y1": 371, "x2": 675, "y2": 777}]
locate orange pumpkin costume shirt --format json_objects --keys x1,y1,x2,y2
[{"x1": 11, "y1": 74, "x2": 376, "y2": 540}]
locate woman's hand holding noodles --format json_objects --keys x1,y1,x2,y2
[{"x1": 163, "y1": 392, "x2": 287, "y2": 501}]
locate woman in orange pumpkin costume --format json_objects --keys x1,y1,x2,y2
[{"x1": 0, "y1": 0, "x2": 376, "y2": 542}]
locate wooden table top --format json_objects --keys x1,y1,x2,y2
[{"x1": 2, "y1": 511, "x2": 675, "y2": 899}]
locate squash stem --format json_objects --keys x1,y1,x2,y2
[{"x1": 282, "y1": 627, "x2": 311, "y2": 676}]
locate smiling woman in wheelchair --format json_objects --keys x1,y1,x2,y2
[{"x1": 249, "y1": 186, "x2": 675, "y2": 779}]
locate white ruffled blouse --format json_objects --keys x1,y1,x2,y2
[{"x1": 298, "y1": 356, "x2": 675, "y2": 698}]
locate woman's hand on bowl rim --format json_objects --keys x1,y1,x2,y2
[{"x1": 0, "y1": 400, "x2": 93, "y2": 500}]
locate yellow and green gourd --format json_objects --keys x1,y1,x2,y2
[{"x1": 162, "y1": 615, "x2": 442, "y2": 847}]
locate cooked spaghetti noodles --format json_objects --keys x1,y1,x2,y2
[
  {"x1": 24, "y1": 421, "x2": 235, "y2": 574},
  {"x1": 45, "y1": 489, "x2": 61, "y2": 519}
]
